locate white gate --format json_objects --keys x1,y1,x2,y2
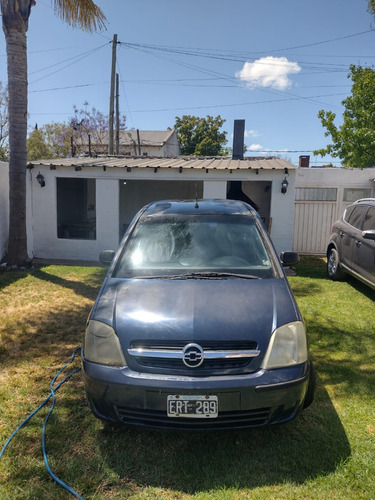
[{"x1": 293, "y1": 188, "x2": 338, "y2": 255}]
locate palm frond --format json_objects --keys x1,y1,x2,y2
[{"x1": 53, "y1": 0, "x2": 106, "y2": 32}]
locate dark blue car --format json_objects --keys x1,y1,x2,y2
[{"x1": 82, "y1": 199, "x2": 315, "y2": 430}]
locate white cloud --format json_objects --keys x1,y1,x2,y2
[
  {"x1": 247, "y1": 144, "x2": 263, "y2": 151},
  {"x1": 244, "y1": 129, "x2": 259, "y2": 138},
  {"x1": 235, "y1": 56, "x2": 301, "y2": 91}
]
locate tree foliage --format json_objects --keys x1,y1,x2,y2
[
  {"x1": 314, "y1": 65, "x2": 375, "y2": 168},
  {"x1": 66, "y1": 101, "x2": 126, "y2": 155},
  {"x1": 174, "y1": 115, "x2": 228, "y2": 156},
  {"x1": 27, "y1": 126, "x2": 52, "y2": 160},
  {"x1": 368, "y1": 0, "x2": 375, "y2": 16},
  {"x1": 27, "y1": 103, "x2": 127, "y2": 160}
]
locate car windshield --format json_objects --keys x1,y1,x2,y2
[{"x1": 113, "y1": 214, "x2": 277, "y2": 279}]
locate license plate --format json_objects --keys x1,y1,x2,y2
[{"x1": 167, "y1": 395, "x2": 218, "y2": 418}]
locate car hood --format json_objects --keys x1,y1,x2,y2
[{"x1": 92, "y1": 278, "x2": 300, "y2": 353}]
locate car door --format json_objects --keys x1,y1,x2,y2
[
  {"x1": 340, "y1": 206, "x2": 367, "y2": 271},
  {"x1": 353, "y1": 206, "x2": 375, "y2": 285}
]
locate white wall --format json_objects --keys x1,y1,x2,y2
[
  {"x1": 203, "y1": 181, "x2": 227, "y2": 199},
  {"x1": 30, "y1": 169, "x2": 120, "y2": 261},
  {"x1": 0, "y1": 162, "x2": 9, "y2": 260},
  {"x1": 268, "y1": 171, "x2": 296, "y2": 253}
]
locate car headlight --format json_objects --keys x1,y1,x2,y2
[
  {"x1": 84, "y1": 320, "x2": 126, "y2": 367},
  {"x1": 261, "y1": 321, "x2": 307, "y2": 370}
]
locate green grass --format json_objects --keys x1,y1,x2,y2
[{"x1": 0, "y1": 257, "x2": 374, "y2": 499}]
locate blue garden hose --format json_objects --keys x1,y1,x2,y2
[{"x1": 0, "y1": 347, "x2": 84, "y2": 499}]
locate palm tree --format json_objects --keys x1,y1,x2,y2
[{"x1": 1, "y1": 0, "x2": 106, "y2": 265}]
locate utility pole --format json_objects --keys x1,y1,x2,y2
[
  {"x1": 115, "y1": 73, "x2": 120, "y2": 155},
  {"x1": 108, "y1": 34, "x2": 118, "y2": 155}
]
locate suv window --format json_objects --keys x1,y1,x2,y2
[
  {"x1": 343, "y1": 205, "x2": 356, "y2": 222},
  {"x1": 362, "y1": 206, "x2": 375, "y2": 231},
  {"x1": 347, "y1": 206, "x2": 367, "y2": 229}
]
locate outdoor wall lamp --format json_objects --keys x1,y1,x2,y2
[
  {"x1": 281, "y1": 177, "x2": 289, "y2": 194},
  {"x1": 36, "y1": 172, "x2": 45, "y2": 188}
]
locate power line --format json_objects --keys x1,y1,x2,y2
[
  {"x1": 128, "y1": 92, "x2": 348, "y2": 114},
  {"x1": 29, "y1": 43, "x2": 109, "y2": 85},
  {"x1": 261, "y1": 29, "x2": 375, "y2": 53},
  {"x1": 29, "y1": 83, "x2": 103, "y2": 93}
]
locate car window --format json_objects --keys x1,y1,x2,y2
[
  {"x1": 362, "y1": 206, "x2": 375, "y2": 231},
  {"x1": 347, "y1": 206, "x2": 367, "y2": 229},
  {"x1": 114, "y1": 215, "x2": 277, "y2": 279},
  {"x1": 343, "y1": 205, "x2": 356, "y2": 222}
]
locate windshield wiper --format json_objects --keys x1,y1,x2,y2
[
  {"x1": 181, "y1": 272, "x2": 261, "y2": 280},
  {"x1": 130, "y1": 272, "x2": 261, "y2": 280},
  {"x1": 131, "y1": 274, "x2": 184, "y2": 279}
]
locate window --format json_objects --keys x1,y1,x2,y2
[
  {"x1": 362, "y1": 207, "x2": 375, "y2": 231},
  {"x1": 295, "y1": 188, "x2": 337, "y2": 201},
  {"x1": 343, "y1": 188, "x2": 371, "y2": 202},
  {"x1": 347, "y1": 206, "x2": 367, "y2": 230},
  {"x1": 343, "y1": 205, "x2": 356, "y2": 223},
  {"x1": 57, "y1": 178, "x2": 96, "y2": 239}
]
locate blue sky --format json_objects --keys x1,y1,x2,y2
[{"x1": 1, "y1": 0, "x2": 374, "y2": 166}]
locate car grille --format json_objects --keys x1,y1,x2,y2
[
  {"x1": 128, "y1": 340, "x2": 259, "y2": 373},
  {"x1": 115, "y1": 406, "x2": 271, "y2": 430}
]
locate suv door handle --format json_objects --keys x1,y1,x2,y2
[
  {"x1": 356, "y1": 240, "x2": 362, "y2": 248},
  {"x1": 339, "y1": 231, "x2": 345, "y2": 238}
]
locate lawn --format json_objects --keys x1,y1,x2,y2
[{"x1": 0, "y1": 257, "x2": 374, "y2": 500}]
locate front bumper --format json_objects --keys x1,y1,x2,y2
[{"x1": 82, "y1": 359, "x2": 310, "y2": 430}]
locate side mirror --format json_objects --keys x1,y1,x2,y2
[
  {"x1": 99, "y1": 250, "x2": 115, "y2": 265},
  {"x1": 280, "y1": 251, "x2": 299, "y2": 266},
  {"x1": 362, "y1": 229, "x2": 375, "y2": 241}
]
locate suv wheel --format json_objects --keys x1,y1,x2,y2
[{"x1": 327, "y1": 248, "x2": 345, "y2": 280}]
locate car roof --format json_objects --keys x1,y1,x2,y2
[
  {"x1": 353, "y1": 198, "x2": 375, "y2": 205},
  {"x1": 142, "y1": 199, "x2": 256, "y2": 217}
]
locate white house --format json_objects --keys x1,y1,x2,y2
[
  {"x1": 2, "y1": 158, "x2": 375, "y2": 263},
  {"x1": 21, "y1": 155, "x2": 296, "y2": 262},
  {"x1": 79, "y1": 130, "x2": 180, "y2": 157}
]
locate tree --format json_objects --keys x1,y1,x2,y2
[
  {"x1": 27, "y1": 126, "x2": 53, "y2": 161},
  {"x1": 26, "y1": 103, "x2": 127, "y2": 160},
  {"x1": 314, "y1": 65, "x2": 375, "y2": 168},
  {"x1": 43, "y1": 122, "x2": 72, "y2": 158},
  {"x1": 369, "y1": 0, "x2": 375, "y2": 16},
  {"x1": 1, "y1": 0, "x2": 106, "y2": 265},
  {"x1": 174, "y1": 115, "x2": 228, "y2": 156},
  {"x1": 60, "y1": 101, "x2": 127, "y2": 156},
  {"x1": 0, "y1": 81, "x2": 9, "y2": 160}
]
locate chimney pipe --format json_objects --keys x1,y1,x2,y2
[
  {"x1": 299, "y1": 155, "x2": 310, "y2": 168},
  {"x1": 232, "y1": 119, "x2": 245, "y2": 160}
]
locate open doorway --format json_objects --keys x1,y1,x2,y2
[{"x1": 227, "y1": 180, "x2": 272, "y2": 231}]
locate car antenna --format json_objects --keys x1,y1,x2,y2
[{"x1": 195, "y1": 184, "x2": 199, "y2": 209}]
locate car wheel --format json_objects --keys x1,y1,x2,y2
[
  {"x1": 303, "y1": 360, "x2": 316, "y2": 409},
  {"x1": 327, "y1": 248, "x2": 345, "y2": 280}
]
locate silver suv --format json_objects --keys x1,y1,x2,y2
[{"x1": 327, "y1": 198, "x2": 375, "y2": 289}]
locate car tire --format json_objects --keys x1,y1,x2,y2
[
  {"x1": 327, "y1": 248, "x2": 345, "y2": 281},
  {"x1": 303, "y1": 360, "x2": 316, "y2": 409}
]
